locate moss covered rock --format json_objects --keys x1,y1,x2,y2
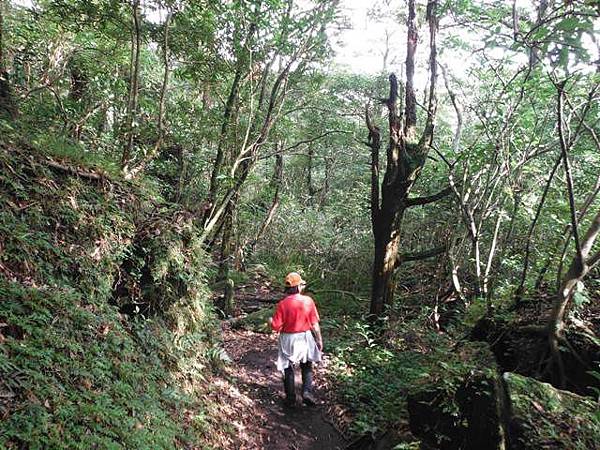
[
  {"x1": 505, "y1": 372, "x2": 600, "y2": 450},
  {"x1": 407, "y1": 342, "x2": 507, "y2": 450},
  {"x1": 407, "y1": 340, "x2": 600, "y2": 450}
]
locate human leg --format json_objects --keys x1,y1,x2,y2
[
  {"x1": 283, "y1": 364, "x2": 296, "y2": 403},
  {"x1": 300, "y1": 362, "x2": 317, "y2": 405},
  {"x1": 300, "y1": 361, "x2": 313, "y2": 394}
]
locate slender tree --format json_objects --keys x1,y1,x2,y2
[
  {"x1": 122, "y1": 0, "x2": 142, "y2": 175},
  {"x1": 546, "y1": 79, "x2": 600, "y2": 386},
  {"x1": 0, "y1": 0, "x2": 15, "y2": 118}
]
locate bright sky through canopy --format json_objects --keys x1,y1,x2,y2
[{"x1": 11, "y1": 0, "x2": 598, "y2": 79}]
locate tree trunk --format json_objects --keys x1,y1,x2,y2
[
  {"x1": 404, "y1": 0, "x2": 418, "y2": 141},
  {"x1": 528, "y1": 0, "x2": 548, "y2": 69},
  {"x1": 127, "y1": 10, "x2": 172, "y2": 179},
  {"x1": 548, "y1": 210, "x2": 600, "y2": 386},
  {"x1": 121, "y1": 0, "x2": 142, "y2": 174},
  {"x1": 366, "y1": 0, "x2": 439, "y2": 317},
  {"x1": 0, "y1": 0, "x2": 15, "y2": 119},
  {"x1": 371, "y1": 212, "x2": 404, "y2": 316},
  {"x1": 217, "y1": 198, "x2": 236, "y2": 282},
  {"x1": 320, "y1": 156, "x2": 332, "y2": 208},
  {"x1": 514, "y1": 153, "x2": 562, "y2": 303},
  {"x1": 483, "y1": 213, "x2": 502, "y2": 301},
  {"x1": 546, "y1": 80, "x2": 600, "y2": 386},
  {"x1": 250, "y1": 151, "x2": 284, "y2": 253},
  {"x1": 203, "y1": 23, "x2": 257, "y2": 226},
  {"x1": 203, "y1": 66, "x2": 243, "y2": 225},
  {"x1": 307, "y1": 145, "x2": 316, "y2": 205}
]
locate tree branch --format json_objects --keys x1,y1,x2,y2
[
  {"x1": 588, "y1": 250, "x2": 600, "y2": 269},
  {"x1": 396, "y1": 245, "x2": 447, "y2": 267},
  {"x1": 44, "y1": 158, "x2": 103, "y2": 181},
  {"x1": 418, "y1": 0, "x2": 439, "y2": 150},
  {"x1": 404, "y1": 0, "x2": 418, "y2": 141},
  {"x1": 282, "y1": 130, "x2": 350, "y2": 153},
  {"x1": 439, "y1": 64, "x2": 462, "y2": 154},
  {"x1": 405, "y1": 186, "x2": 452, "y2": 207},
  {"x1": 366, "y1": 104, "x2": 381, "y2": 222},
  {"x1": 514, "y1": 153, "x2": 563, "y2": 302}
]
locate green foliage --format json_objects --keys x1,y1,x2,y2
[
  {"x1": 231, "y1": 307, "x2": 275, "y2": 334},
  {"x1": 2, "y1": 0, "x2": 600, "y2": 446},
  {"x1": 588, "y1": 364, "x2": 600, "y2": 402},
  {"x1": 0, "y1": 283, "x2": 202, "y2": 449},
  {"x1": 0, "y1": 143, "x2": 219, "y2": 448},
  {"x1": 325, "y1": 312, "x2": 449, "y2": 437},
  {"x1": 32, "y1": 132, "x2": 122, "y2": 177}
]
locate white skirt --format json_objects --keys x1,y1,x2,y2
[{"x1": 276, "y1": 330, "x2": 322, "y2": 372}]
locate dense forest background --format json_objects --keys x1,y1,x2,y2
[{"x1": 0, "y1": 0, "x2": 599, "y2": 449}]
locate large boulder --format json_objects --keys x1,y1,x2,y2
[
  {"x1": 407, "y1": 342, "x2": 507, "y2": 450},
  {"x1": 471, "y1": 312, "x2": 600, "y2": 397}
]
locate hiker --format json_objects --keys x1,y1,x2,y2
[{"x1": 269, "y1": 272, "x2": 323, "y2": 406}]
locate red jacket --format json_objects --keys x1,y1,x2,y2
[{"x1": 271, "y1": 294, "x2": 320, "y2": 333}]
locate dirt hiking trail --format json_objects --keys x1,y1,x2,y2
[{"x1": 222, "y1": 323, "x2": 345, "y2": 450}]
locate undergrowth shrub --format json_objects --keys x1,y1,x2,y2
[
  {"x1": 323, "y1": 294, "x2": 472, "y2": 445},
  {"x1": 252, "y1": 200, "x2": 372, "y2": 293}
]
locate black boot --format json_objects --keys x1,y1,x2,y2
[
  {"x1": 300, "y1": 362, "x2": 316, "y2": 405},
  {"x1": 283, "y1": 365, "x2": 296, "y2": 405}
]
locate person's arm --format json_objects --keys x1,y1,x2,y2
[
  {"x1": 311, "y1": 322, "x2": 323, "y2": 352},
  {"x1": 270, "y1": 304, "x2": 283, "y2": 332},
  {"x1": 308, "y1": 298, "x2": 323, "y2": 350}
]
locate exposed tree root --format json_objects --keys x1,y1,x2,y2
[{"x1": 548, "y1": 331, "x2": 567, "y2": 388}]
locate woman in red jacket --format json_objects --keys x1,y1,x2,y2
[{"x1": 269, "y1": 272, "x2": 323, "y2": 406}]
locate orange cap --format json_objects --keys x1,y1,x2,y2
[{"x1": 284, "y1": 272, "x2": 305, "y2": 288}]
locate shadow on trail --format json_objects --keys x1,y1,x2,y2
[{"x1": 222, "y1": 325, "x2": 344, "y2": 450}]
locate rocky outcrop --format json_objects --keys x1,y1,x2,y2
[
  {"x1": 407, "y1": 342, "x2": 600, "y2": 449},
  {"x1": 407, "y1": 343, "x2": 507, "y2": 450}
]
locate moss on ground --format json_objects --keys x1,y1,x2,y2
[{"x1": 0, "y1": 142, "x2": 221, "y2": 448}]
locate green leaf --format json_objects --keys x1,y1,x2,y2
[{"x1": 556, "y1": 17, "x2": 581, "y2": 32}]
